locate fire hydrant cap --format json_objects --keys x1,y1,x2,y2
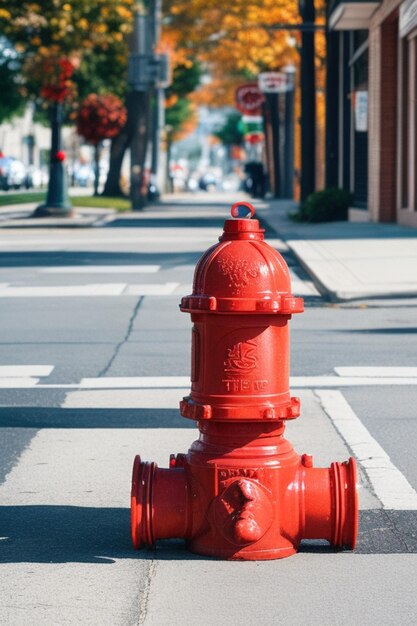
[{"x1": 180, "y1": 202, "x2": 304, "y2": 314}]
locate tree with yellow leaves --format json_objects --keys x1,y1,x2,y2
[{"x1": 164, "y1": 0, "x2": 326, "y2": 196}]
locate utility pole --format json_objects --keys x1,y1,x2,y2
[
  {"x1": 128, "y1": 0, "x2": 170, "y2": 209},
  {"x1": 150, "y1": 0, "x2": 164, "y2": 199},
  {"x1": 325, "y1": 8, "x2": 339, "y2": 188},
  {"x1": 298, "y1": 0, "x2": 316, "y2": 201},
  {"x1": 283, "y1": 65, "x2": 296, "y2": 199}
]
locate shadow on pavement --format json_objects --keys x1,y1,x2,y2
[
  {"x1": 0, "y1": 408, "x2": 194, "y2": 429},
  {"x1": 0, "y1": 250, "x2": 203, "y2": 268},
  {"x1": 106, "y1": 216, "x2": 225, "y2": 229},
  {"x1": 1, "y1": 507, "x2": 416, "y2": 564},
  {"x1": 0, "y1": 505, "x2": 132, "y2": 564},
  {"x1": 341, "y1": 327, "x2": 417, "y2": 334}
]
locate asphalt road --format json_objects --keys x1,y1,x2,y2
[{"x1": 1, "y1": 193, "x2": 417, "y2": 625}]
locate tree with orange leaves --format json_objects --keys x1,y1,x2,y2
[{"x1": 163, "y1": 0, "x2": 327, "y2": 195}]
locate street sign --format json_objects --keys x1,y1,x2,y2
[
  {"x1": 128, "y1": 53, "x2": 171, "y2": 91},
  {"x1": 235, "y1": 83, "x2": 265, "y2": 115},
  {"x1": 258, "y1": 72, "x2": 288, "y2": 93}
]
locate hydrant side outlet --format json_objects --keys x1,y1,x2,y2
[{"x1": 130, "y1": 202, "x2": 359, "y2": 559}]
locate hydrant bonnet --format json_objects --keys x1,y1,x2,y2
[{"x1": 181, "y1": 202, "x2": 304, "y2": 314}]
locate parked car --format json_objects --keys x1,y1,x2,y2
[{"x1": 0, "y1": 156, "x2": 27, "y2": 190}]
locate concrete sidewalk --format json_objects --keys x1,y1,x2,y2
[{"x1": 257, "y1": 199, "x2": 417, "y2": 301}]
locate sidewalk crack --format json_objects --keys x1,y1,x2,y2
[{"x1": 138, "y1": 558, "x2": 158, "y2": 625}]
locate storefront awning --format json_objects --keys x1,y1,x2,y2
[{"x1": 329, "y1": 0, "x2": 380, "y2": 30}]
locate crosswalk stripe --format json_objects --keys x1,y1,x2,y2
[
  {"x1": 0, "y1": 284, "x2": 127, "y2": 297},
  {"x1": 39, "y1": 265, "x2": 161, "y2": 274},
  {"x1": 0, "y1": 378, "x2": 39, "y2": 388},
  {"x1": 62, "y1": 388, "x2": 184, "y2": 408},
  {"x1": 2, "y1": 374, "x2": 417, "y2": 390},
  {"x1": 335, "y1": 366, "x2": 417, "y2": 378},
  {"x1": 0, "y1": 283, "x2": 180, "y2": 297},
  {"x1": 80, "y1": 376, "x2": 189, "y2": 388},
  {"x1": 124, "y1": 282, "x2": 179, "y2": 295},
  {"x1": 316, "y1": 389, "x2": 417, "y2": 510},
  {"x1": 0, "y1": 365, "x2": 54, "y2": 378}
]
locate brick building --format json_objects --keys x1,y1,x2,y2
[{"x1": 328, "y1": 0, "x2": 417, "y2": 228}]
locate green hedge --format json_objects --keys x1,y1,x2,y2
[{"x1": 290, "y1": 188, "x2": 352, "y2": 223}]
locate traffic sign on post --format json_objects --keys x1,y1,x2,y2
[
  {"x1": 258, "y1": 72, "x2": 289, "y2": 93},
  {"x1": 235, "y1": 83, "x2": 265, "y2": 116},
  {"x1": 128, "y1": 53, "x2": 171, "y2": 92}
]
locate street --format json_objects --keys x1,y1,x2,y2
[{"x1": 1, "y1": 193, "x2": 417, "y2": 625}]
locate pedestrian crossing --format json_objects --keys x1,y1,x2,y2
[
  {"x1": 40, "y1": 265, "x2": 161, "y2": 274},
  {"x1": 0, "y1": 261, "x2": 320, "y2": 297},
  {"x1": 0, "y1": 282, "x2": 181, "y2": 297},
  {"x1": 2, "y1": 368, "x2": 417, "y2": 390}
]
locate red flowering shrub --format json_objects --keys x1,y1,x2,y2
[
  {"x1": 39, "y1": 58, "x2": 75, "y2": 103},
  {"x1": 76, "y1": 94, "x2": 127, "y2": 145}
]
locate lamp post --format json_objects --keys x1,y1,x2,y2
[
  {"x1": 33, "y1": 57, "x2": 75, "y2": 218},
  {"x1": 34, "y1": 101, "x2": 72, "y2": 217}
]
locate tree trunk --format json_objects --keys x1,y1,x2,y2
[{"x1": 102, "y1": 90, "x2": 150, "y2": 198}]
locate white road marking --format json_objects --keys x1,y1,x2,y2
[
  {"x1": 62, "y1": 388, "x2": 184, "y2": 408},
  {"x1": 76, "y1": 375, "x2": 417, "y2": 389},
  {"x1": 1, "y1": 373, "x2": 417, "y2": 390},
  {"x1": 124, "y1": 282, "x2": 179, "y2": 295},
  {"x1": 0, "y1": 235, "x2": 217, "y2": 247},
  {"x1": 0, "y1": 365, "x2": 54, "y2": 378},
  {"x1": 291, "y1": 376, "x2": 417, "y2": 387},
  {"x1": 335, "y1": 366, "x2": 417, "y2": 378},
  {"x1": 40, "y1": 265, "x2": 160, "y2": 274},
  {"x1": 0, "y1": 378, "x2": 39, "y2": 388},
  {"x1": 0, "y1": 283, "x2": 180, "y2": 297},
  {"x1": 316, "y1": 389, "x2": 417, "y2": 510},
  {"x1": 80, "y1": 376, "x2": 189, "y2": 388},
  {"x1": 0, "y1": 284, "x2": 127, "y2": 297}
]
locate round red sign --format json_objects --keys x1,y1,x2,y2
[{"x1": 235, "y1": 83, "x2": 265, "y2": 115}]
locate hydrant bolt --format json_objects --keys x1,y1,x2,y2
[{"x1": 130, "y1": 202, "x2": 359, "y2": 560}]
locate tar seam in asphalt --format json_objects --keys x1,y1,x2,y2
[{"x1": 97, "y1": 296, "x2": 144, "y2": 378}]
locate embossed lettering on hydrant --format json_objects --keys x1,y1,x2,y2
[
  {"x1": 222, "y1": 379, "x2": 268, "y2": 392},
  {"x1": 224, "y1": 340, "x2": 258, "y2": 373},
  {"x1": 218, "y1": 254, "x2": 261, "y2": 293}
]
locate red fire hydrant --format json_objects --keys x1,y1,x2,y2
[{"x1": 131, "y1": 202, "x2": 358, "y2": 560}]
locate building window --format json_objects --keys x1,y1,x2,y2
[{"x1": 350, "y1": 32, "x2": 369, "y2": 208}]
